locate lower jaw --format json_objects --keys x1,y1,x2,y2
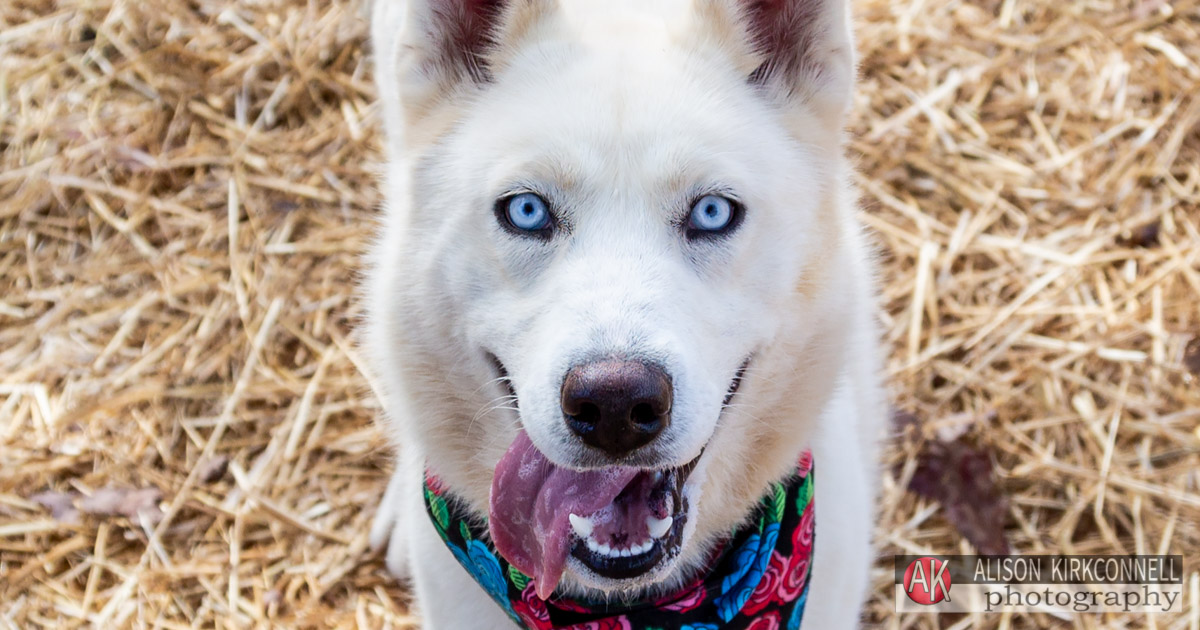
[
  {"x1": 566, "y1": 455, "x2": 700, "y2": 581},
  {"x1": 568, "y1": 494, "x2": 689, "y2": 580},
  {"x1": 570, "y1": 539, "x2": 668, "y2": 580}
]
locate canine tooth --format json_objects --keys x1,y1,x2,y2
[
  {"x1": 647, "y1": 515, "x2": 673, "y2": 539},
  {"x1": 597, "y1": 543, "x2": 611, "y2": 556},
  {"x1": 569, "y1": 513, "x2": 594, "y2": 538}
]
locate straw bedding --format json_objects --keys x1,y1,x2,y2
[{"x1": 1, "y1": 0, "x2": 1197, "y2": 628}]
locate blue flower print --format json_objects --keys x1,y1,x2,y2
[
  {"x1": 681, "y1": 624, "x2": 719, "y2": 630},
  {"x1": 447, "y1": 542, "x2": 470, "y2": 574},
  {"x1": 758, "y1": 523, "x2": 780, "y2": 568},
  {"x1": 714, "y1": 522, "x2": 782, "y2": 622},
  {"x1": 467, "y1": 540, "x2": 515, "y2": 614},
  {"x1": 446, "y1": 541, "x2": 516, "y2": 618},
  {"x1": 720, "y1": 532, "x2": 761, "y2": 594}
]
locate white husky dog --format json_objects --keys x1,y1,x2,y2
[{"x1": 363, "y1": 0, "x2": 885, "y2": 627}]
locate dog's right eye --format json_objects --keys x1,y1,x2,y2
[
  {"x1": 496, "y1": 192, "x2": 553, "y2": 237},
  {"x1": 685, "y1": 194, "x2": 742, "y2": 239}
]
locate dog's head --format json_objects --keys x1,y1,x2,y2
[{"x1": 368, "y1": 0, "x2": 860, "y2": 599}]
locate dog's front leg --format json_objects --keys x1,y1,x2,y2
[
  {"x1": 801, "y1": 375, "x2": 879, "y2": 630},
  {"x1": 369, "y1": 441, "x2": 423, "y2": 580}
]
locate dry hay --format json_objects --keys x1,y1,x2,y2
[{"x1": 0, "y1": 0, "x2": 1197, "y2": 628}]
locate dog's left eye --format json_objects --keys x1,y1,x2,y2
[
  {"x1": 498, "y1": 192, "x2": 552, "y2": 235},
  {"x1": 687, "y1": 194, "x2": 740, "y2": 235}
]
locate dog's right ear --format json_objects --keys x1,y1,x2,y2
[
  {"x1": 373, "y1": 0, "x2": 552, "y2": 137},
  {"x1": 401, "y1": 0, "x2": 508, "y2": 85},
  {"x1": 697, "y1": 0, "x2": 856, "y2": 129}
]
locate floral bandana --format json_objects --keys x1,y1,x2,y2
[{"x1": 422, "y1": 451, "x2": 814, "y2": 630}]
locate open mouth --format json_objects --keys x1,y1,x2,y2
[
  {"x1": 485, "y1": 353, "x2": 749, "y2": 598},
  {"x1": 489, "y1": 430, "x2": 692, "y2": 599},
  {"x1": 566, "y1": 453, "x2": 700, "y2": 579}
]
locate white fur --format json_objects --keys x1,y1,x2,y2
[{"x1": 363, "y1": 0, "x2": 885, "y2": 627}]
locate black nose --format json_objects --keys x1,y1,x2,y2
[{"x1": 561, "y1": 359, "x2": 672, "y2": 458}]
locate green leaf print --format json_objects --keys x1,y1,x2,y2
[
  {"x1": 430, "y1": 495, "x2": 450, "y2": 533},
  {"x1": 508, "y1": 565, "x2": 530, "y2": 590},
  {"x1": 771, "y1": 482, "x2": 786, "y2": 523},
  {"x1": 796, "y1": 475, "x2": 813, "y2": 514}
]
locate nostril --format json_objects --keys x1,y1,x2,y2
[
  {"x1": 629, "y1": 402, "x2": 661, "y2": 431},
  {"x1": 574, "y1": 402, "x2": 601, "y2": 426},
  {"x1": 565, "y1": 401, "x2": 602, "y2": 439}
]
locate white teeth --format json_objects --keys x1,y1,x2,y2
[
  {"x1": 569, "y1": 513, "x2": 594, "y2": 538},
  {"x1": 647, "y1": 515, "x2": 673, "y2": 539},
  {"x1": 574, "y1": 513, "x2": 666, "y2": 559},
  {"x1": 584, "y1": 538, "x2": 655, "y2": 558}
]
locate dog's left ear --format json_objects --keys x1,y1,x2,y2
[
  {"x1": 729, "y1": 0, "x2": 857, "y2": 123},
  {"x1": 373, "y1": 0, "x2": 554, "y2": 142}
]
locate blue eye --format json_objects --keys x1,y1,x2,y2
[
  {"x1": 501, "y1": 192, "x2": 552, "y2": 233},
  {"x1": 688, "y1": 195, "x2": 738, "y2": 234}
]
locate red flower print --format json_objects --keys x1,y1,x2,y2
[
  {"x1": 796, "y1": 451, "x2": 813, "y2": 477},
  {"x1": 777, "y1": 551, "x2": 810, "y2": 602},
  {"x1": 655, "y1": 582, "x2": 706, "y2": 612},
  {"x1": 424, "y1": 471, "x2": 447, "y2": 495},
  {"x1": 746, "y1": 610, "x2": 781, "y2": 630},
  {"x1": 514, "y1": 585, "x2": 554, "y2": 630},
  {"x1": 565, "y1": 616, "x2": 632, "y2": 630},
  {"x1": 548, "y1": 597, "x2": 592, "y2": 614},
  {"x1": 743, "y1": 551, "x2": 786, "y2": 615}
]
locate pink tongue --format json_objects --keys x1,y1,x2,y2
[{"x1": 489, "y1": 430, "x2": 638, "y2": 599}]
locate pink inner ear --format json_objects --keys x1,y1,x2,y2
[
  {"x1": 741, "y1": 0, "x2": 826, "y2": 77},
  {"x1": 430, "y1": 0, "x2": 509, "y2": 80}
]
